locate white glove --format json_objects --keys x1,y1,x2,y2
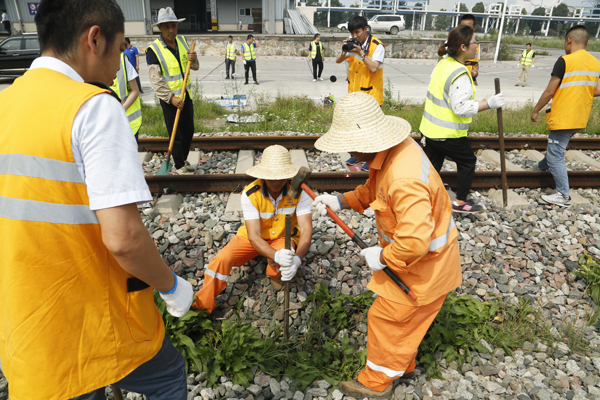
[
  {"x1": 531, "y1": 64, "x2": 535, "y2": 69},
  {"x1": 360, "y1": 246, "x2": 387, "y2": 272},
  {"x1": 313, "y1": 195, "x2": 341, "y2": 216},
  {"x1": 159, "y1": 273, "x2": 194, "y2": 318},
  {"x1": 487, "y1": 93, "x2": 505, "y2": 110},
  {"x1": 281, "y1": 255, "x2": 301, "y2": 281},
  {"x1": 274, "y1": 249, "x2": 295, "y2": 268}
]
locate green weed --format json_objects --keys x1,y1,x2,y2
[{"x1": 575, "y1": 252, "x2": 600, "y2": 306}]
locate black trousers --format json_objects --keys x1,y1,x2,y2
[
  {"x1": 312, "y1": 59, "x2": 323, "y2": 79},
  {"x1": 3, "y1": 21, "x2": 10, "y2": 35},
  {"x1": 225, "y1": 58, "x2": 235, "y2": 77},
  {"x1": 244, "y1": 61, "x2": 257, "y2": 82},
  {"x1": 423, "y1": 136, "x2": 476, "y2": 201},
  {"x1": 160, "y1": 94, "x2": 194, "y2": 169}
]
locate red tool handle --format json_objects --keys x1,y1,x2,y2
[{"x1": 301, "y1": 182, "x2": 417, "y2": 301}]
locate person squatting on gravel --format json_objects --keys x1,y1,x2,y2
[
  {"x1": 313, "y1": 92, "x2": 463, "y2": 399},
  {"x1": 193, "y1": 145, "x2": 313, "y2": 313},
  {"x1": 0, "y1": 1, "x2": 194, "y2": 399},
  {"x1": 530, "y1": 25, "x2": 600, "y2": 208},
  {"x1": 420, "y1": 25, "x2": 505, "y2": 214}
]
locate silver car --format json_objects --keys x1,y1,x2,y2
[{"x1": 367, "y1": 15, "x2": 405, "y2": 35}]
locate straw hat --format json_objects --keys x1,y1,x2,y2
[
  {"x1": 153, "y1": 7, "x2": 186, "y2": 26},
  {"x1": 246, "y1": 145, "x2": 300, "y2": 180},
  {"x1": 315, "y1": 92, "x2": 412, "y2": 153}
]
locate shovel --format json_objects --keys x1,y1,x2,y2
[{"x1": 157, "y1": 42, "x2": 196, "y2": 175}]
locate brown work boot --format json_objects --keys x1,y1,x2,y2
[
  {"x1": 339, "y1": 379, "x2": 392, "y2": 399},
  {"x1": 270, "y1": 278, "x2": 284, "y2": 292}
]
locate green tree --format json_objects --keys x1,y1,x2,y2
[
  {"x1": 550, "y1": 3, "x2": 569, "y2": 35},
  {"x1": 405, "y1": 2, "x2": 424, "y2": 29},
  {"x1": 435, "y1": 9, "x2": 450, "y2": 31},
  {"x1": 472, "y1": 2, "x2": 485, "y2": 27},
  {"x1": 530, "y1": 6, "x2": 546, "y2": 33},
  {"x1": 459, "y1": 3, "x2": 469, "y2": 12}
]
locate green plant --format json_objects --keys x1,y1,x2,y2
[{"x1": 575, "y1": 252, "x2": 600, "y2": 305}]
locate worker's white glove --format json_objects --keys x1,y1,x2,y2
[
  {"x1": 487, "y1": 93, "x2": 505, "y2": 110},
  {"x1": 281, "y1": 255, "x2": 302, "y2": 281},
  {"x1": 360, "y1": 246, "x2": 387, "y2": 272},
  {"x1": 313, "y1": 195, "x2": 342, "y2": 216},
  {"x1": 274, "y1": 249, "x2": 296, "y2": 267},
  {"x1": 531, "y1": 64, "x2": 535, "y2": 69},
  {"x1": 159, "y1": 272, "x2": 194, "y2": 318}
]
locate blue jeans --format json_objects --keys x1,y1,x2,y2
[
  {"x1": 538, "y1": 129, "x2": 579, "y2": 198},
  {"x1": 70, "y1": 335, "x2": 186, "y2": 400}
]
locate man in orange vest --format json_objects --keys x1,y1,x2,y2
[
  {"x1": 314, "y1": 92, "x2": 462, "y2": 399},
  {"x1": 0, "y1": 1, "x2": 194, "y2": 399},
  {"x1": 459, "y1": 14, "x2": 479, "y2": 85},
  {"x1": 531, "y1": 25, "x2": 600, "y2": 207}
]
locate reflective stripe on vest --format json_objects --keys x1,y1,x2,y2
[
  {"x1": 429, "y1": 216, "x2": 456, "y2": 252},
  {"x1": 419, "y1": 57, "x2": 475, "y2": 139},
  {"x1": 521, "y1": 49, "x2": 534, "y2": 66},
  {"x1": 310, "y1": 41, "x2": 322, "y2": 59},
  {"x1": 150, "y1": 35, "x2": 192, "y2": 98},
  {"x1": 226, "y1": 42, "x2": 236, "y2": 60},
  {"x1": 347, "y1": 34, "x2": 385, "y2": 105},
  {"x1": 110, "y1": 54, "x2": 142, "y2": 133},
  {"x1": 242, "y1": 42, "x2": 256, "y2": 61}
]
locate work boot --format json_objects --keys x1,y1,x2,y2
[
  {"x1": 254, "y1": 81, "x2": 259, "y2": 85},
  {"x1": 244, "y1": 81, "x2": 249, "y2": 85},
  {"x1": 338, "y1": 380, "x2": 392, "y2": 399},
  {"x1": 270, "y1": 278, "x2": 283, "y2": 292}
]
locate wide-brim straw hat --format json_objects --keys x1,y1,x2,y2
[
  {"x1": 246, "y1": 145, "x2": 301, "y2": 180},
  {"x1": 315, "y1": 92, "x2": 412, "y2": 153},
  {"x1": 153, "y1": 7, "x2": 186, "y2": 26}
]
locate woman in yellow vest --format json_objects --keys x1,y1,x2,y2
[
  {"x1": 111, "y1": 53, "x2": 143, "y2": 142},
  {"x1": 419, "y1": 25, "x2": 505, "y2": 213},
  {"x1": 530, "y1": 25, "x2": 600, "y2": 207},
  {"x1": 309, "y1": 33, "x2": 324, "y2": 81},
  {"x1": 225, "y1": 35, "x2": 237, "y2": 79}
]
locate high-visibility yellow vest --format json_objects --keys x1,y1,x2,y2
[
  {"x1": 237, "y1": 179, "x2": 301, "y2": 242},
  {"x1": 521, "y1": 49, "x2": 534, "y2": 66},
  {"x1": 419, "y1": 56, "x2": 475, "y2": 139},
  {"x1": 111, "y1": 53, "x2": 142, "y2": 134},
  {"x1": 242, "y1": 42, "x2": 256, "y2": 61},
  {"x1": 226, "y1": 42, "x2": 236, "y2": 60},
  {"x1": 148, "y1": 35, "x2": 192, "y2": 98},
  {"x1": 0, "y1": 68, "x2": 164, "y2": 400},
  {"x1": 347, "y1": 34, "x2": 385, "y2": 105},
  {"x1": 310, "y1": 40, "x2": 323, "y2": 59},
  {"x1": 547, "y1": 49, "x2": 600, "y2": 131},
  {"x1": 465, "y1": 43, "x2": 479, "y2": 76}
]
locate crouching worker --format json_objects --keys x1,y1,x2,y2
[
  {"x1": 313, "y1": 92, "x2": 462, "y2": 399},
  {"x1": 193, "y1": 145, "x2": 313, "y2": 313}
]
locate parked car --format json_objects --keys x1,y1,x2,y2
[
  {"x1": 367, "y1": 14, "x2": 405, "y2": 35},
  {"x1": 337, "y1": 22, "x2": 348, "y2": 30},
  {"x1": 0, "y1": 33, "x2": 40, "y2": 76}
]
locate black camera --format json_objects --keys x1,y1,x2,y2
[{"x1": 342, "y1": 38, "x2": 361, "y2": 53}]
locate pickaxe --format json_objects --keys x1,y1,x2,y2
[{"x1": 289, "y1": 166, "x2": 417, "y2": 301}]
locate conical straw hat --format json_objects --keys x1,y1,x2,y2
[
  {"x1": 315, "y1": 92, "x2": 412, "y2": 153},
  {"x1": 246, "y1": 145, "x2": 301, "y2": 180}
]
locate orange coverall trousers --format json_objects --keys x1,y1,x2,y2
[
  {"x1": 358, "y1": 293, "x2": 447, "y2": 391},
  {"x1": 193, "y1": 234, "x2": 294, "y2": 313}
]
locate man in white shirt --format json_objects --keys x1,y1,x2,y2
[
  {"x1": 1, "y1": 10, "x2": 10, "y2": 35},
  {"x1": 193, "y1": 145, "x2": 313, "y2": 314}
]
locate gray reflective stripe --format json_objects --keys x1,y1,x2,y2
[
  {"x1": 205, "y1": 269, "x2": 229, "y2": 282},
  {"x1": 420, "y1": 151, "x2": 430, "y2": 185},
  {"x1": 366, "y1": 360, "x2": 405, "y2": 378},
  {"x1": 423, "y1": 110, "x2": 471, "y2": 131},
  {"x1": 559, "y1": 80, "x2": 598, "y2": 89},
  {"x1": 127, "y1": 109, "x2": 142, "y2": 122},
  {"x1": 277, "y1": 207, "x2": 296, "y2": 215},
  {"x1": 348, "y1": 52, "x2": 362, "y2": 61},
  {"x1": 149, "y1": 43, "x2": 183, "y2": 82},
  {"x1": 178, "y1": 36, "x2": 189, "y2": 52},
  {"x1": 0, "y1": 154, "x2": 83, "y2": 183},
  {"x1": 378, "y1": 228, "x2": 393, "y2": 243},
  {"x1": 173, "y1": 82, "x2": 192, "y2": 96},
  {"x1": 0, "y1": 196, "x2": 98, "y2": 225},
  {"x1": 429, "y1": 216, "x2": 456, "y2": 252},
  {"x1": 116, "y1": 62, "x2": 127, "y2": 104},
  {"x1": 563, "y1": 70, "x2": 600, "y2": 78},
  {"x1": 259, "y1": 211, "x2": 275, "y2": 219},
  {"x1": 377, "y1": 63, "x2": 384, "y2": 70},
  {"x1": 426, "y1": 91, "x2": 450, "y2": 109},
  {"x1": 443, "y1": 68, "x2": 467, "y2": 103}
]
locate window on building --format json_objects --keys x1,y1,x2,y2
[{"x1": 240, "y1": 8, "x2": 244, "y2": 16}]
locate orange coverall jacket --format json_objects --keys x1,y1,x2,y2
[{"x1": 343, "y1": 137, "x2": 462, "y2": 306}]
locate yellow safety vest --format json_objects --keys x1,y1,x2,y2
[
  {"x1": 0, "y1": 68, "x2": 164, "y2": 400},
  {"x1": 111, "y1": 53, "x2": 143, "y2": 134},
  {"x1": 547, "y1": 49, "x2": 600, "y2": 131},
  {"x1": 419, "y1": 56, "x2": 475, "y2": 139},
  {"x1": 242, "y1": 42, "x2": 256, "y2": 61},
  {"x1": 226, "y1": 42, "x2": 236, "y2": 60},
  {"x1": 237, "y1": 179, "x2": 301, "y2": 243},
  {"x1": 521, "y1": 49, "x2": 534, "y2": 66},
  {"x1": 148, "y1": 35, "x2": 192, "y2": 98},
  {"x1": 347, "y1": 34, "x2": 385, "y2": 105},
  {"x1": 311, "y1": 40, "x2": 323, "y2": 59},
  {"x1": 465, "y1": 43, "x2": 479, "y2": 76}
]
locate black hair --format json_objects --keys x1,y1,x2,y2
[
  {"x1": 566, "y1": 24, "x2": 589, "y2": 44},
  {"x1": 314, "y1": 33, "x2": 320, "y2": 39},
  {"x1": 228, "y1": 35, "x2": 233, "y2": 39},
  {"x1": 459, "y1": 14, "x2": 476, "y2": 26},
  {"x1": 348, "y1": 15, "x2": 368, "y2": 32},
  {"x1": 526, "y1": 42, "x2": 531, "y2": 46},
  {"x1": 35, "y1": 0, "x2": 124, "y2": 57},
  {"x1": 247, "y1": 34, "x2": 254, "y2": 40},
  {"x1": 438, "y1": 25, "x2": 473, "y2": 58},
  {"x1": 125, "y1": 37, "x2": 131, "y2": 44}
]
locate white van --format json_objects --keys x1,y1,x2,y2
[{"x1": 368, "y1": 15, "x2": 405, "y2": 35}]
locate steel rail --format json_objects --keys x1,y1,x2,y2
[
  {"x1": 138, "y1": 136, "x2": 600, "y2": 152},
  {"x1": 145, "y1": 170, "x2": 600, "y2": 194}
]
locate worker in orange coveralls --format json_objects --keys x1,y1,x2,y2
[{"x1": 313, "y1": 91, "x2": 463, "y2": 399}]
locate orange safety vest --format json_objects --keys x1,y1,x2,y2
[
  {"x1": 237, "y1": 179, "x2": 301, "y2": 242},
  {"x1": 546, "y1": 49, "x2": 600, "y2": 131},
  {"x1": 347, "y1": 34, "x2": 385, "y2": 105},
  {"x1": 465, "y1": 43, "x2": 479, "y2": 77},
  {"x1": 0, "y1": 68, "x2": 164, "y2": 400}
]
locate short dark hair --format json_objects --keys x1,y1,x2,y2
[
  {"x1": 348, "y1": 15, "x2": 368, "y2": 32},
  {"x1": 35, "y1": 0, "x2": 124, "y2": 57},
  {"x1": 314, "y1": 33, "x2": 320, "y2": 39},
  {"x1": 125, "y1": 37, "x2": 131, "y2": 44},
  {"x1": 228, "y1": 35, "x2": 233, "y2": 39},
  {"x1": 526, "y1": 42, "x2": 531, "y2": 46},
  {"x1": 566, "y1": 24, "x2": 589, "y2": 44},
  {"x1": 247, "y1": 34, "x2": 254, "y2": 40},
  {"x1": 459, "y1": 14, "x2": 476, "y2": 26}
]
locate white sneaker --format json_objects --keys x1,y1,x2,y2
[
  {"x1": 318, "y1": 77, "x2": 323, "y2": 81},
  {"x1": 313, "y1": 79, "x2": 317, "y2": 82},
  {"x1": 175, "y1": 166, "x2": 188, "y2": 175},
  {"x1": 540, "y1": 193, "x2": 571, "y2": 207}
]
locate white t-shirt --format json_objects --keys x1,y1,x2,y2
[
  {"x1": 30, "y1": 57, "x2": 151, "y2": 211},
  {"x1": 241, "y1": 188, "x2": 311, "y2": 221},
  {"x1": 123, "y1": 57, "x2": 138, "y2": 81},
  {"x1": 1, "y1": 13, "x2": 9, "y2": 23},
  {"x1": 449, "y1": 73, "x2": 478, "y2": 118},
  {"x1": 362, "y1": 36, "x2": 385, "y2": 63}
]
